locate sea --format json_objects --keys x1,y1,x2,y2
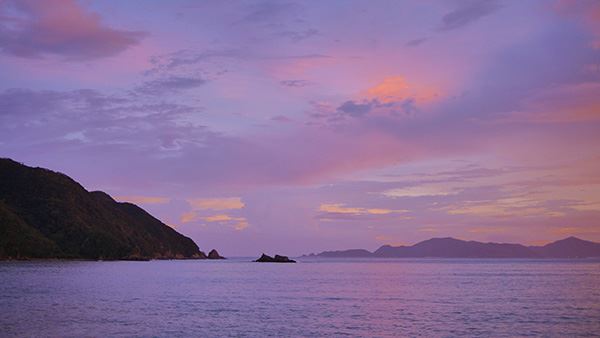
[{"x1": 1, "y1": 258, "x2": 599, "y2": 337}]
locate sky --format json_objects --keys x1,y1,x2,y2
[{"x1": 1, "y1": 0, "x2": 600, "y2": 256}]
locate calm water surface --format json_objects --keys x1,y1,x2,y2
[{"x1": 1, "y1": 258, "x2": 599, "y2": 337}]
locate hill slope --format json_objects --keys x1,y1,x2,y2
[
  {"x1": 0, "y1": 158, "x2": 206, "y2": 260},
  {"x1": 533, "y1": 237, "x2": 600, "y2": 258},
  {"x1": 374, "y1": 238, "x2": 539, "y2": 258},
  {"x1": 307, "y1": 237, "x2": 600, "y2": 259}
]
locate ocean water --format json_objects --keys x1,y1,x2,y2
[{"x1": 1, "y1": 259, "x2": 599, "y2": 337}]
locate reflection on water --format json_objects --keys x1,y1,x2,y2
[{"x1": 1, "y1": 258, "x2": 600, "y2": 337}]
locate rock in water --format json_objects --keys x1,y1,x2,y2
[
  {"x1": 255, "y1": 254, "x2": 272, "y2": 262},
  {"x1": 208, "y1": 249, "x2": 225, "y2": 259},
  {"x1": 255, "y1": 253, "x2": 296, "y2": 263}
]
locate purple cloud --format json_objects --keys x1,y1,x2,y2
[
  {"x1": 337, "y1": 100, "x2": 373, "y2": 117},
  {"x1": 405, "y1": 38, "x2": 428, "y2": 47},
  {"x1": 0, "y1": 0, "x2": 145, "y2": 60},
  {"x1": 135, "y1": 76, "x2": 207, "y2": 96},
  {"x1": 280, "y1": 79, "x2": 311, "y2": 87},
  {"x1": 438, "y1": 0, "x2": 501, "y2": 31}
]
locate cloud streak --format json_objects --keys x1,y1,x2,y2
[
  {"x1": 438, "y1": 0, "x2": 501, "y2": 31},
  {"x1": 135, "y1": 76, "x2": 207, "y2": 96},
  {"x1": 317, "y1": 203, "x2": 409, "y2": 221}
]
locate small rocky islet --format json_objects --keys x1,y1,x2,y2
[
  {"x1": 254, "y1": 253, "x2": 296, "y2": 263},
  {"x1": 208, "y1": 249, "x2": 225, "y2": 259}
]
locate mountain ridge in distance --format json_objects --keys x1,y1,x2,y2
[
  {"x1": 0, "y1": 158, "x2": 213, "y2": 260},
  {"x1": 304, "y1": 236, "x2": 600, "y2": 259}
]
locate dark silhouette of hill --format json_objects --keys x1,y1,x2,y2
[
  {"x1": 307, "y1": 237, "x2": 600, "y2": 259},
  {"x1": 532, "y1": 236, "x2": 600, "y2": 258},
  {"x1": 375, "y1": 237, "x2": 539, "y2": 258},
  {"x1": 303, "y1": 249, "x2": 372, "y2": 258},
  {"x1": 0, "y1": 158, "x2": 207, "y2": 260}
]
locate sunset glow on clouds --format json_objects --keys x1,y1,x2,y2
[
  {"x1": 187, "y1": 198, "x2": 245, "y2": 211},
  {"x1": 1, "y1": 0, "x2": 599, "y2": 255},
  {"x1": 317, "y1": 203, "x2": 409, "y2": 221},
  {"x1": 180, "y1": 197, "x2": 247, "y2": 230}
]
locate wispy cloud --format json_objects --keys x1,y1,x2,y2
[
  {"x1": 280, "y1": 79, "x2": 311, "y2": 87},
  {"x1": 382, "y1": 185, "x2": 457, "y2": 198},
  {"x1": 187, "y1": 197, "x2": 245, "y2": 210},
  {"x1": 406, "y1": 38, "x2": 428, "y2": 47},
  {"x1": 135, "y1": 76, "x2": 207, "y2": 96},
  {"x1": 203, "y1": 214, "x2": 249, "y2": 231},
  {"x1": 180, "y1": 197, "x2": 247, "y2": 227},
  {"x1": 317, "y1": 203, "x2": 409, "y2": 221},
  {"x1": 438, "y1": 0, "x2": 501, "y2": 31}
]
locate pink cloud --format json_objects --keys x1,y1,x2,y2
[
  {"x1": 364, "y1": 76, "x2": 439, "y2": 104},
  {"x1": 553, "y1": 0, "x2": 600, "y2": 48},
  {"x1": 317, "y1": 203, "x2": 410, "y2": 221},
  {"x1": 0, "y1": 0, "x2": 145, "y2": 60},
  {"x1": 490, "y1": 83, "x2": 600, "y2": 124},
  {"x1": 187, "y1": 197, "x2": 245, "y2": 211}
]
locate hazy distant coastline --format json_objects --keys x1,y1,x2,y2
[{"x1": 304, "y1": 237, "x2": 600, "y2": 259}]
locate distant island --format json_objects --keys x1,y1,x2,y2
[
  {"x1": 0, "y1": 158, "x2": 221, "y2": 260},
  {"x1": 304, "y1": 237, "x2": 600, "y2": 259}
]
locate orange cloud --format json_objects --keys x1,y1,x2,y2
[
  {"x1": 319, "y1": 203, "x2": 363, "y2": 214},
  {"x1": 364, "y1": 76, "x2": 439, "y2": 104},
  {"x1": 180, "y1": 197, "x2": 248, "y2": 229},
  {"x1": 204, "y1": 214, "x2": 235, "y2": 222},
  {"x1": 203, "y1": 214, "x2": 249, "y2": 231},
  {"x1": 317, "y1": 203, "x2": 409, "y2": 221},
  {"x1": 234, "y1": 220, "x2": 249, "y2": 231},
  {"x1": 116, "y1": 195, "x2": 171, "y2": 204},
  {"x1": 187, "y1": 197, "x2": 245, "y2": 210},
  {"x1": 366, "y1": 76, "x2": 410, "y2": 102},
  {"x1": 367, "y1": 208, "x2": 397, "y2": 215},
  {"x1": 180, "y1": 211, "x2": 198, "y2": 224},
  {"x1": 319, "y1": 203, "x2": 406, "y2": 215}
]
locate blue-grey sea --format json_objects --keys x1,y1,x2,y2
[{"x1": 1, "y1": 258, "x2": 599, "y2": 337}]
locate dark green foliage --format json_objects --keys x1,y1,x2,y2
[
  {"x1": 0, "y1": 201, "x2": 61, "y2": 258},
  {"x1": 0, "y1": 158, "x2": 206, "y2": 260}
]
